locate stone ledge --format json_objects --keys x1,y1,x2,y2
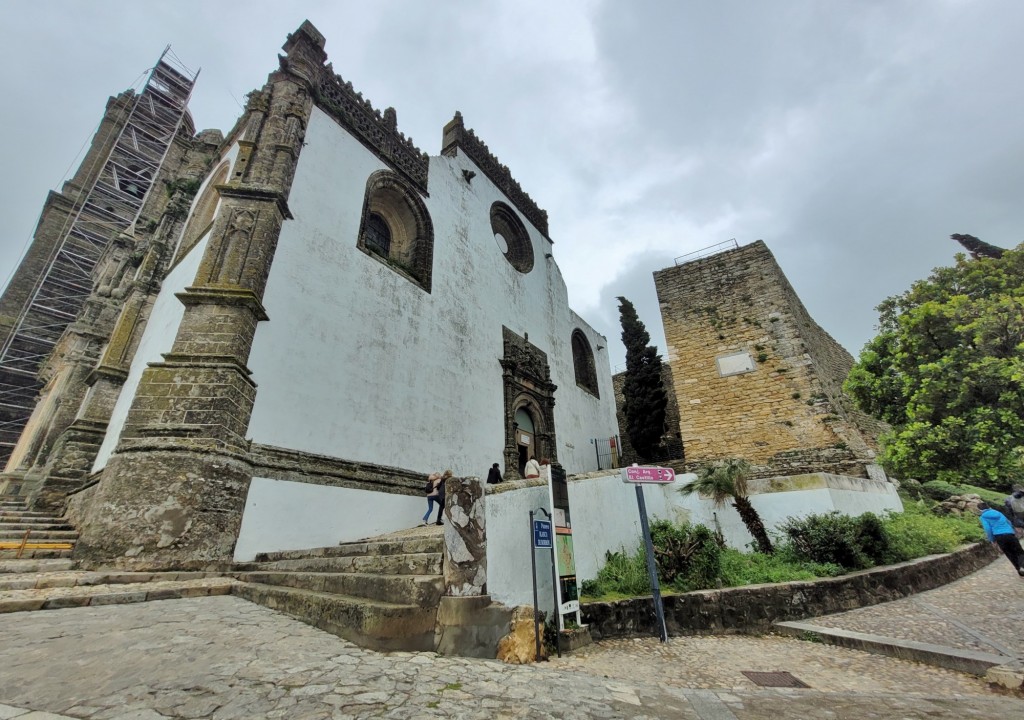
[
  {"x1": 582, "y1": 542, "x2": 997, "y2": 641},
  {"x1": 773, "y1": 620, "x2": 1013, "y2": 676}
]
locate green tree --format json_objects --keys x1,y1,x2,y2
[
  {"x1": 617, "y1": 296, "x2": 668, "y2": 459},
  {"x1": 678, "y1": 458, "x2": 774, "y2": 554},
  {"x1": 844, "y1": 241, "x2": 1024, "y2": 489}
]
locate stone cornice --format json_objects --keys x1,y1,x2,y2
[
  {"x1": 174, "y1": 286, "x2": 270, "y2": 321},
  {"x1": 313, "y1": 66, "x2": 430, "y2": 194},
  {"x1": 441, "y1": 112, "x2": 550, "y2": 238},
  {"x1": 215, "y1": 184, "x2": 292, "y2": 220},
  {"x1": 250, "y1": 443, "x2": 425, "y2": 496}
]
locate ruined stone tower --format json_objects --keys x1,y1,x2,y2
[{"x1": 653, "y1": 241, "x2": 887, "y2": 478}]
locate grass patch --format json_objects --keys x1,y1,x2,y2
[{"x1": 580, "y1": 494, "x2": 986, "y2": 602}]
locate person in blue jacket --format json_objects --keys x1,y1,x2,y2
[{"x1": 978, "y1": 502, "x2": 1024, "y2": 577}]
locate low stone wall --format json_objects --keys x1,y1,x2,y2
[{"x1": 583, "y1": 542, "x2": 997, "y2": 640}]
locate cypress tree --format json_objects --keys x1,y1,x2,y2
[{"x1": 617, "y1": 296, "x2": 668, "y2": 460}]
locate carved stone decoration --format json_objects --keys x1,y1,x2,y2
[
  {"x1": 442, "y1": 475, "x2": 487, "y2": 596},
  {"x1": 500, "y1": 327, "x2": 558, "y2": 480},
  {"x1": 314, "y1": 67, "x2": 429, "y2": 193},
  {"x1": 442, "y1": 112, "x2": 549, "y2": 237}
]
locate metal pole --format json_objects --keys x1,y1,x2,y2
[
  {"x1": 530, "y1": 510, "x2": 542, "y2": 662},
  {"x1": 549, "y1": 534, "x2": 561, "y2": 658},
  {"x1": 635, "y1": 484, "x2": 668, "y2": 642},
  {"x1": 594, "y1": 438, "x2": 602, "y2": 470}
]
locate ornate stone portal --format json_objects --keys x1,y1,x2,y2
[{"x1": 500, "y1": 327, "x2": 557, "y2": 480}]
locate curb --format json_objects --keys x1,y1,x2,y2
[
  {"x1": 0, "y1": 581, "x2": 235, "y2": 614},
  {"x1": 773, "y1": 620, "x2": 1013, "y2": 676}
]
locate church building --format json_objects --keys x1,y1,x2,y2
[{"x1": 0, "y1": 21, "x2": 617, "y2": 564}]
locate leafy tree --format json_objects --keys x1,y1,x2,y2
[
  {"x1": 678, "y1": 458, "x2": 774, "y2": 554},
  {"x1": 844, "y1": 241, "x2": 1024, "y2": 489},
  {"x1": 617, "y1": 296, "x2": 668, "y2": 459}
]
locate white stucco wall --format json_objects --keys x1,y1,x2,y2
[
  {"x1": 244, "y1": 106, "x2": 617, "y2": 478},
  {"x1": 485, "y1": 472, "x2": 903, "y2": 607},
  {"x1": 234, "y1": 477, "x2": 427, "y2": 562},
  {"x1": 92, "y1": 235, "x2": 211, "y2": 471}
]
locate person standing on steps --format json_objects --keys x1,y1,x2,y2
[
  {"x1": 421, "y1": 472, "x2": 442, "y2": 527},
  {"x1": 978, "y1": 502, "x2": 1024, "y2": 577},
  {"x1": 1003, "y1": 485, "x2": 1024, "y2": 534},
  {"x1": 524, "y1": 456, "x2": 540, "y2": 479},
  {"x1": 486, "y1": 463, "x2": 502, "y2": 484},
  {"x1": 435, "y1": 470, "x2": 453, "y2": 525}
]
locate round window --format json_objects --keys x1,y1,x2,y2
[{"x1": 490, "y1": 203, "x2": 534, "y2": 273}]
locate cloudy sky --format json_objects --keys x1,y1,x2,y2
[{"x1": 1, "y1": 1, "x2": 1021, "y2": 372}]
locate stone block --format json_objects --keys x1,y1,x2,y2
[
  {"x1": 0, "y1": 598, "x2": 45, "y2": 613},
  {"x1": 435, "y1": 595, "x2": 513, "y2": 659},
  {"x1": 90, "y1": 591, "x2": 148, "y2": 605},
  {"x1": 43, "y1": 596, "x2": 91, "y2": 609}
]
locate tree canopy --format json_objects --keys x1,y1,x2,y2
[
  {"x1": 844, "y1": 242, "x2": 1024, "y2": 489},
  {"x1": 617, "y1": 296, "x2": 668, "y2": 459}
]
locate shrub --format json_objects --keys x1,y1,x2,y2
[
  {"x1": 780, "y1": 512, "x2": 873, "y2": 570},
  {"x1": 921, "y1": 480, "x2": 963, "y2": 502},
  {"x1": 853, "y1": 512, "x2": 893, "y2": 565},
  {"x1": 882, "y1": 501, "x2": 984, "y2": 560},
  {"x1": 589, "y1": 548, "x2": 651, "y2": 598},
  {"x1": 650, "y1": 520, "x2": 722, "y2": 591}
]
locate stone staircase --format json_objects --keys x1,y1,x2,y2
[
  {"x1": 0, "y1": 498, "x2": 78, "y2": 559},
  {"x1": 232, "y1": 527, "x2": 445, "y2": 652}
]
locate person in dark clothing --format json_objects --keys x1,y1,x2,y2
[
  {"x1": 486, "y1": 463, "x2": 502, "y2": 484},
  {"x1": 978, "y1": 502, "x2": 1024, "y2": 577},
  {"x1": 1003, "y1": 485, "x2": 1024, "y2": 530},
  {"x1": 435, "y1": 469, "x2": 452, "y2": 525}
]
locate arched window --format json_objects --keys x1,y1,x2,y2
[
  {"x1": 571, "y1": 329, "x2": 599, "y2": 398},
  {"x1": 364, "y1": 212, "x2": 392, "y2": 256},
  {"x1": 175, "y1": 162, "x2": 230, "y2": 263},
  {"x1": 491, "y1": 202, "x2": 533, "y2": 273},
  {"x1": 357, "y1": 171, "x2": 434, "y2": 292}
]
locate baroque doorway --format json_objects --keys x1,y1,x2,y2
[{"x1": 500, "y1": 326, "x2": 557, "y2": 480}]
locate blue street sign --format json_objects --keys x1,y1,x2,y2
[{"x1": 533, "y1": 520, "x2": 553, "y2": 548}]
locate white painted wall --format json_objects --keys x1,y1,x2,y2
[
  {"x1": 234, "y1": 477, "x2": 428, "y2": 562},
  {"x1": 245, "y1": 106, "x2": 618, "y2": 479},
  {"x1": 485, "y1": 472, "x2": 903, "y2": 607},
  {"x1": 92, "y1": 235, "x2": 211, "y2": 471}
]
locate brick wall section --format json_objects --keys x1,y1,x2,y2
[
  {"x1": 612, "y1": 365, "x2": 684, "y2": 465},
  {"x1": 653, "y1": 241, "x2": 887, "y2": 478}
]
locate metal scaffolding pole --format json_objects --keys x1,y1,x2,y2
[{"x1": 0, "y1": 48, "x2": 199, "y2": 465}]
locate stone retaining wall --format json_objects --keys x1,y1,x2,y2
[{"x1": 582, "y1": 542, "x2": 997, "y2": 640}]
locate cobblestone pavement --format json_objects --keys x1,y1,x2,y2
[
  {"x1": 1, "y1": 596, "x2": 1021, "y2": 720},
  {"x1": 810, "y1": 558, "x2": 1024, "y2": 658}
]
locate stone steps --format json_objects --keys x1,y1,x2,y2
[
  {"x1": 0, "y1": 522, "x2": 75, "y2": 531},
  {"x1": 234, "y1": 571, "x2": 444, "y2": 608},
  {"x1": 233, "y1": 551, "x2": 442, "y2": 575},
  {"x1": 234, "y1": 528, "x2": 446, "y2": 652},
  {"x1": 0, "y1": 501, "x2": 78, "y2": 559},
  {"x1": 233, "y1": 581, "x2": 437, "y2": 651},
  {"x1": 254, "y1": 535, "x2": 443, "y2": 562},
  {"x1": 0, "y1": 529, "x2": 79, "y2": 540}
]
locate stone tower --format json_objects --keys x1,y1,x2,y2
[{"x1": 653, "y1": 241, "x2": 887, "y2": 478}]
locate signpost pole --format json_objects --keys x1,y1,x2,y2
[
  {"x1": 529, "y1": 510, "x2": 542, "y2": 662},
  {"x1": 549, "y1": 539, "x2": 561, "y2": 658},
  {"x1": 635, "y1": 483, "x2": 669, "y2": 642}
]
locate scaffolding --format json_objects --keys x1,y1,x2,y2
[{"x1": 0, "y1": 49, "x2": 199, "y2": 465}]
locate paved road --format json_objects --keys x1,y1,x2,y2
[
  {"x1": 1, "y1": 592, "x2": 1020, "y2": 720},
  {"x1": 808, "y1": 555, "x2": 1024, "y2": 658}
]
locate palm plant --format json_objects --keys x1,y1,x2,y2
[{"x1": 678, "y1": 458, "x2": 774, "y2": 554}]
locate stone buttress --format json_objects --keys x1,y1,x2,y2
[{"x1": 72, "y1": 22, "x2": 325, "y2": 565}]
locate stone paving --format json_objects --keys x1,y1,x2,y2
[
  {"x1": 809, "y1": 557, "x2": 1024, "y2": 658},
  {"x1": 1, "y1": 594, "x2": 1021, "y2": 720}
]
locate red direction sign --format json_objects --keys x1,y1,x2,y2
[{"x1": 621, "y1": 465, "x2": 676, "y2": 484}]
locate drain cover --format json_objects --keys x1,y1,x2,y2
[{"x1": 741, "y1": 671, "x2": 810, "y2": 688}]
